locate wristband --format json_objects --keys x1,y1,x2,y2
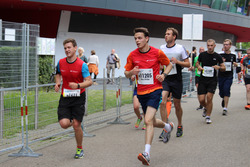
[{"x1": 77, "y1": 83, "x2": 80, "y2": 89}]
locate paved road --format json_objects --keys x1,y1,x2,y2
[{"x1": 1, "y1": 83, "x2": 250, "y2": 167}]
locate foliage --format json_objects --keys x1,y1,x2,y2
[
  {"x1": 236, "y1": 42, "x2": 250, "y2": 53},
  {"x1": 38, "y1": 55, "x2": 54, "y2": 84}
]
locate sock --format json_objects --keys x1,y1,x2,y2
[
  {"x1": 144, "y1": 144, "x2": 151, "y2": 157},
  {"x1": 166, "y1": 101, "x2": 172, "y2": 119},
  {"x1": 223, "y1": 107, "x2": 227, "y2": 111},
  {"x1": 199, "y1": 104, "x2": 203, "y2": 108},
  {"x1": 164, "y1": 123, "x2": 171, "y2": 132},
  {"x1": 77, "y1": 146, "x2": 83, "y2": 149},
  {"x1": 205, "y1": 116, "x2": 210, "y2": 119}
]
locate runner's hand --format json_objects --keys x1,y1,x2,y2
[{"x1": 156, "y1": 74, "x2": 164, "y2": 82}]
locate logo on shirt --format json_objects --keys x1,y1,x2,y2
[
  {"x1": 213, "y1": 58, "x2": 216, "y2": 60},
  {"x1": 70, "y1": 70, "x2": 79, "y2": 73}
]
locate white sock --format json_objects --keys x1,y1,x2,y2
[
  {"x1": 205, "y1": 116, "x2": 210, "y2": 119},
  {"x1": 144, "y1": 144, "x2": 151, "y2": 157},
  {"x1": 164, "y1": 123, "x2": 171, "y2": 132},
  {"x1": 223, "y1": 107, "x2": 227, "y2": 111}
]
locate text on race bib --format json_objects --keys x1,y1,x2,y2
[
  {"x1": 138, "y1": 69, "x2": 154, "y2": 85},
  {"x1": 168, "y1": 63, "x2": 177, "y2": 75},
  {"x1": 224, "y1": 62, "x2": 231, "y2": 71},
  {"x1": 202, "y1": 66, "x2": 214, "y2": 77},
  {"x1": 63, "y1": 88, "x2": 80, "y2": 97}
]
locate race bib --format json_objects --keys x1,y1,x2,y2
[
  {"x1": 63, "y1": 89, "x2": 80, "y2": 97},
  {"x1": 224, "y1": 62, "x2": 231, "y2": 71},
  {"x1": 247, "y1": 68, "x2": 250, "y2": 75},
  {"x1": 197, "y1": 69, "x2": 201, "y2": 75},
  {"x1": 138, "y1": 69, "x2": 154, "y2": 85},
  {"x1": 168, "y1": 63, "x2": 177, "y2": 75},
  {"x1": 237, "y1": 63, "x2": 241, "y2": 67},
  {"x1": 202, "y1": 66, "x2": 214, "y2": 77}
]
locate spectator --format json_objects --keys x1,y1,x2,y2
[
  {"x1": 77, "y1": 47, "x2": 88, "y2": 63},
  {"x1": 106, "y1": 49, "x2": 117, "y2": 84},
  {"x1": 88, "y1": 50, "x2": 99, "y2": 85}
]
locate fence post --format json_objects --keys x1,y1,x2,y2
[
  {"x1": 34, "y1": 84, "x2": 38, "y2": 129},
  {"x1": 119, "y1": 76, "x2": 122, "y2": 107},
  {"x1": 0, "y1": 88, "x2": 4, "y2": 139},
  {"x1": 103, "y1": 68, "x2": 106, "y2": 111}
]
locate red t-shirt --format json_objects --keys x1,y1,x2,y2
[
  {"x1": 57, "y1": 57, "x2": 89, "y2": 95},
  {"x1": 124, "y1": 46, "x2": 170, "y2": 95}
]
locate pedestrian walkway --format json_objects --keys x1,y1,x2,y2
[{"x1": 1, "y1": 83, "x2": 250, "y2": 167}]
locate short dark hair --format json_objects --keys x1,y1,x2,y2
[
  {"x1": 166, "y1": 27, "x2": 178, "y2": 40},
  {"x1": 133, "y1": 27, "x2": 149, "y2": 38},
  {"x1": 192, "y1": 46, "x2": 196, "y2": 51},
  {"x1": 63, "y1": 38, "x2": 77, "y2": 47}
]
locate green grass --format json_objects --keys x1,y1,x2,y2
[{"x1": 1, "y1": 89, "x2": 133, "y2": 138}]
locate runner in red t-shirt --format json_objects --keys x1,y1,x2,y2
[
  {"x1": 124, "y1": 27, "x2": 173, "y2": 166},
  {"x1": 55, "y1": 38, "x2": 92, "y2": 159}
]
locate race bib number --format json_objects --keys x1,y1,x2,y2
[
  {"x1": 63, "y1": 89, "x2": 80, "y2": 97},
  {"x1": 168, "y1": 63, "x2": 177, "y2": 75},
  {"x1": 202, "y1": 66, "x2": 214, "y2": 77},
  {"x1": 138, "y1": 69, "x2": 154, "y2": 85},
  {"x1": 246, "y1": 68, "x2": 250, "y2": 75},
  {"x1": 224, "y1": 62, "x2": 231, "y2": 71}
]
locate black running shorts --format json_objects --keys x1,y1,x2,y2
[
  {"x1": 57, "y1": 92, "x2": 86, "y2": 122},
  {"x1": 198, "y1": 79, "x2": 217, "y2": 95}
]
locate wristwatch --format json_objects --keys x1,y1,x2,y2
[
  {"x1": 77, "y1": 83, "x2": 80, "y2": 89},
  {"x1": 163, "y1": 73, "x2": 168, "y2": 78}
]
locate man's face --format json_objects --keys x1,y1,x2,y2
[
  {"x1": 207, "y1": 41, "x2": 216, "y2": 53},
  {"x1": 223, "y1": 41, "x2": 231, "y2": 52},
  {"x1": 247, "y1": 50, "x2": 250, "y2": 59},
  {"x1": 64, "y1": 42, "x2": 77, "y2": 58},
  {"x1": 134, "y1": 32, "x2": 148, "y2": 50},
  {"x1": 199, "y1": 47, "x2": 205, "y2": 53},
  {"x1": 165, "y1": 30, "x2": 175, "y2": 43}
]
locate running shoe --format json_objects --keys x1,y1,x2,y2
[
  {"x1": 202, "y1": 108, "x2": 207, "y2": 117},
  {"x1": 205, "y1": 117, "x2": 212, "y2": 124},
  {"x1": 138, "y1": 152, "x2": 150, "y2": 166},
  {"x1": 196, "y1": 106, "x2": 203, "y2": 110},
  {"x1": 245, "y1": 105, "x2": 250, "y2": 110},
  {"x1": 221, "y1": 99, "x2": 225, "y2": 108},
  {"x1": 135, "y1": 116, "x2": 142, "y2": 128},
  {"x1": 222, "y1": 109, "x2": 227, "y2": 116},
  {"x1": 74, "y1": 148, "x2": 84, "y2": 159},
  {"x1": 162, "y1": 122, "x2": 174, "y2": 143},
  {"x1": 176, "y1": 126, "x2": 183, "y2": 137},
  {"x1": 142, "y1": 123, "x2": 146, "y2": 130},
  {"x1": 159, "y1": 130, "x2": 164, "y2": 139}
]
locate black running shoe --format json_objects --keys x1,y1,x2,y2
[
  {"x1": 176, "y1": 126, "x2": 183, "y2": 137},
  {"x1": 222, "y1": 109, "x2": 227, "y2": 116}
]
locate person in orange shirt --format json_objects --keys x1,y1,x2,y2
[{"x1": 124, "y1": 27, "x2": 173, "y2": 166}]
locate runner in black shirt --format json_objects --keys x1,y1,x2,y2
[{"x1": 196, "y1": 39, "x2": 225, "y2": 124}]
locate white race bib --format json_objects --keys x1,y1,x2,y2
[
  {"x1": 63, "y1": 89, "x2": 80, "y2": 97},
  {"x1": 138, "y1": 69, "x2": 154, "y2": 85},
  {"x1": 168, "y1": 63, "x2": 177, "y2": 75},
  {"x1": 237, "y1": 63, "x2": 241, "y2": 67},
  {"x1": 247, "y1": 68, "x2": 250, "y2": 75},
  {"x1": 224, "y1": 62, "x2": 231, "y2": 71},
  {"x1": 202, "y1": 66, "x2": 214, "y2": 77}
]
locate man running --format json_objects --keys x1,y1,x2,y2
[
  {"x1": 124, "y1": 27, "x2": 173, "y2": 166},
  {"x1": 218, "y1": 39, "x2": 237, "y2": 116},
  {"x1": 55, "y1": 38, "x2": 92, "y2": 159},
  {"x1": 159, "y1": 27, "x2": 190, "y2": 138},
  {"x1": 242, "y1": 48, "x2": 250, "y2": 110},
  {"x1": 196, "y1": 39, "x2": 225, "y2": 124}
]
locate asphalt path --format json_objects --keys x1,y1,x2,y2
[{"x1": 1, "y1": 83, "x2": 250, "y2": 167}]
